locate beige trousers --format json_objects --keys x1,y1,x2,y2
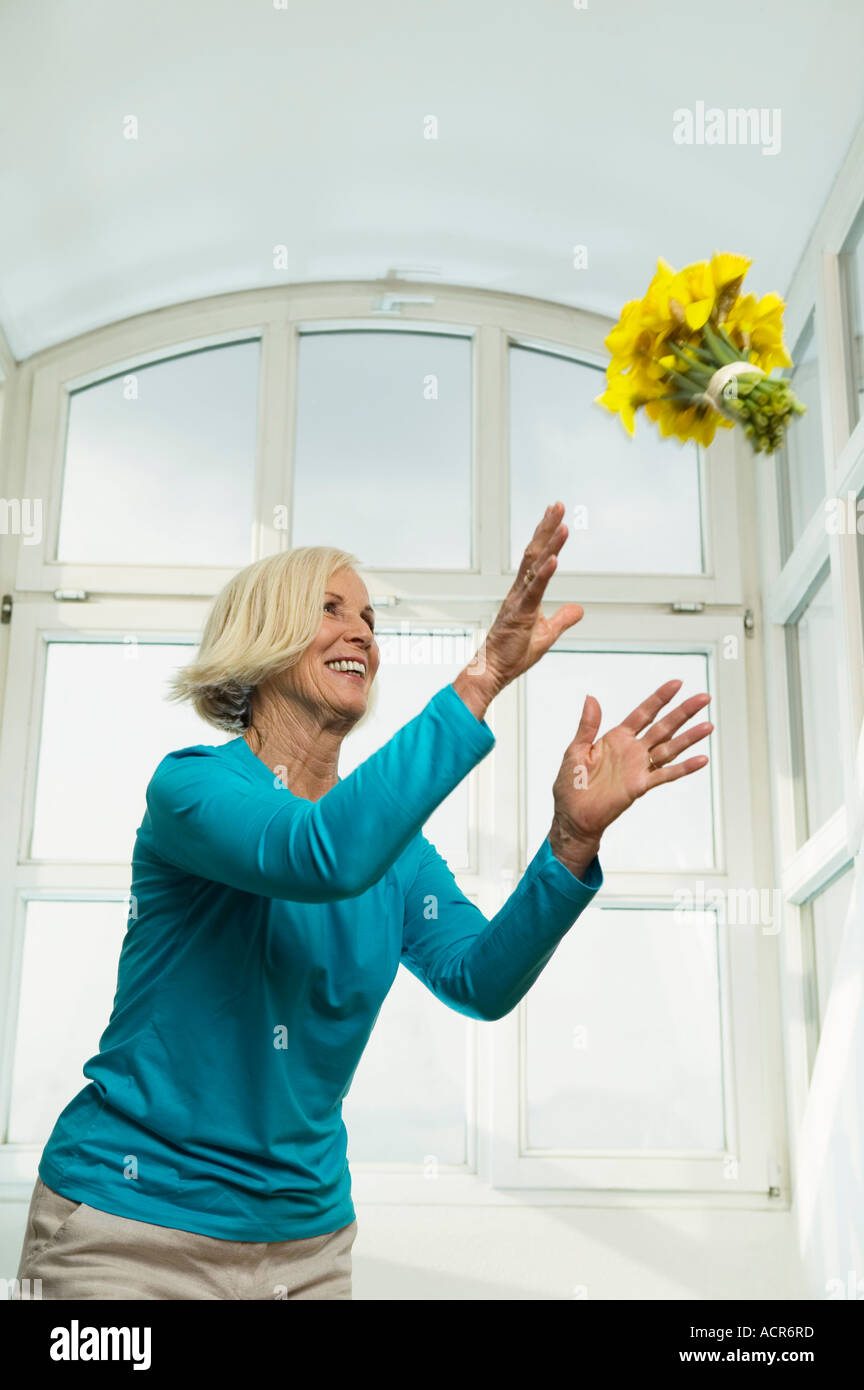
[{"x1": 11, "y1": 1178, "x2": 357, "y2": 1300}]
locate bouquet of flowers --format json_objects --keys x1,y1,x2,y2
[{"x1": 595, "y1": 252, "x2": 806, "y2": 454}]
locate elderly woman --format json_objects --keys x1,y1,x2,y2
[{"x1": 14, "y1": 502, "x2": 711, "y2": 1301}]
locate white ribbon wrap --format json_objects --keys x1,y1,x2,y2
[{"x1": 695, "y1": 360, "x2": 766, "y2": 417}]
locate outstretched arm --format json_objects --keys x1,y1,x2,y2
[
  {"x1": 144, "y1": 682, "x2": 496, "y2": 902},
  {"x1": 144, "y1": 502, "x2": 586, "y2": 903},
  {"x1": 401, "y1": 677, "x2": 713, "y2": 1019},
  {"x1": 400, "y1": 834, "x2": 602, "y2": 1022}
]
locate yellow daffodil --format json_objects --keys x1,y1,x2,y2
[
  {"x1": 596, "y1": 253, "x2": 805, "y2": 454},
  {"x1": 710, "y1": 251, "x2": 752, "y2": 288},
  {"x1": 595, "y1": 364, "x2": 666, "y2": 436},
  {"x1": 721, "y1": 292, "x2": 792, "y2": 372}
]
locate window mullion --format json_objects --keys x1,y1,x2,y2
[
  {"x1": 475, "y1": 324, "x2": 506, "y2": 579},
  {"x1": 255, "y1": 312, "x2": 295, "y2": 559}
]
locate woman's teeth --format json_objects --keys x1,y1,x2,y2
[{"x1": 325, "y1": 660, "x2": 365, "y2": 678}]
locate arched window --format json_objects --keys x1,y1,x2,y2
[{"x1": 0, "y1": 282, "x2": 783, "y2": 1201}]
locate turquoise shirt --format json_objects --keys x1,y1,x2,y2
[{"x1": 39, "y1": 683, "x2": 603, "y2": 1240}]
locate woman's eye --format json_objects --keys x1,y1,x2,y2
[{"x1": 323, "y1": 601, "x2": 374, "y2": 632}]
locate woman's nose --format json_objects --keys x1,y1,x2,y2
[{"x1": 343, "y1": 618, "x2": 373, "y2": 645}]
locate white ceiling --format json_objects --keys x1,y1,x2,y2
[{"x1": 1, "y1": 0, "x2": 863, "y2": 360}]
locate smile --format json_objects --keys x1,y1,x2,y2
[{"x1": 325, "y1": 660, "x2": 366, "y2": 682}]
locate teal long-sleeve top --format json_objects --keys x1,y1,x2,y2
[{"x1": 38, "y1": 682, "x2": 603, "y2": 1241}]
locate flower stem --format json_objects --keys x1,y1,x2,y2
[
  {"x1": 715, "y1": 325, "x2": 746, "y2": 359},
  {"x1": 702, "y1": 322, "x2": 738, "y2": 366}
]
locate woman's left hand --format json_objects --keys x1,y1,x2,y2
[{"x1": 547, "y1": 678, "x2": 713, "y2": 877}]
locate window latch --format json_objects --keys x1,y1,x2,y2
[{"x1": 371, "y1": 294, "x2": 436, "y2": 316}]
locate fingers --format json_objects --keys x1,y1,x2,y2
[
  {"x1": 571, "y1": 693, "x2": 601, "y2": 748},
  {"x1": 513, "y1": 502, "x2": 568, "y2": 600},
  {"x1": 654, "y1": 753, "x2": 709, "y2": 785},
  {"x1": 643, "y1": 692, "x2": 712, "y2": 748},
  {"x1": 546, "y1": 603, "x2": 584, "y2": 643},
  {"x1": 515, "y1": 549, "x2": 561, "y2": 610},
  {"x1": 516, "y1": 501, "x2": 566, "y2": 578},
  {"x1": 648, "y1": 720, "x2": 713, "y2": 766},
  {"x1": 620, "y1": 679, "x2": 683, "y2": 735}
]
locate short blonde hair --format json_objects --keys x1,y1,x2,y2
[{"x1": 168, "y1": 546, "x2": 379, "y2": 733}]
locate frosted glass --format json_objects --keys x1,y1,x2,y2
[
  {"x1": 842, "y1": 218, "x2": 864, "y2": 423},
  {"x1": 31, "y1": 641, "x2": 229, "y2": 862},
  {"x1": 509, "y1": 346, "x2": 703, "y2": 574},
  {"x1": 793, "y1": 570, "x2": 844, "y2": 839},
  {"x1": 7, "y1": 900, "x2": 127, "y2": 1143},
  {"x1": 57, "y1": 342, "x2": 259, "y2": 566},
  {"x1": 525, "y1": 650, "x2": 714, "y2": 872},
  {"x1": 292, "y1": 332, "x2": 472, "y2": 568},
  {"x1": 526, "y1": 906, "x2": 724, "y2": 1151},
  {"x1": 778, "y1": 315, "x2": 824, "y2": 558},
  {"x1": 812, "y1": 866, "x2": 855, "y2": 1026},
  {"x1": 340, "y1": 629, "x2": 474, "y2": 869},
  {"x1": 343, "y1": 958, "x2": 468, "y2": 1165}
]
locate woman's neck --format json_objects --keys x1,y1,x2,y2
[{"x1": 242, "y1": 696, "x2": 349, "y2": 801}]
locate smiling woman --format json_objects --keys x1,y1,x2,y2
[
  {"x1": 164, "y1": 544, "x2": 380, "y2": 744},
  {"x1": 11, "y1": 505, "x2": 713, "y2": 1300},
  {"x1": 236, "y1": 564, "x2": 382, "y2": 800}
]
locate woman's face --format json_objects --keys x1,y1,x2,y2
[{"x1": 286, "y1": 567, "x2": 379, "y2": 722}]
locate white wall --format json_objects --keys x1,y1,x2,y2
[
  {"x1": 0, "y1": 1198, "x2": 806, "y2": 1300},
  {"x1": 352, "y1": 1207, "x2": 807, "y2": 1301}
]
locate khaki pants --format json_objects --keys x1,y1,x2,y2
[{"x1": 11, "y1": 1178, "x2": 357, "y2": 1300}]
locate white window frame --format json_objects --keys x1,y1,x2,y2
[
  {"x1": 0, "y1": 282, "x2": 779, "y2": 1211},
  {"x1": 485, "y1": 606, "x2": 780, "y2": 1197},
  {"x1": 11, "y1": 283, "x2": 742, "y2": 604},
  {"x1": 754, "y1": 119, "x2": 864, "y2": 1184}
]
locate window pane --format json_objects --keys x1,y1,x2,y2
[
  {"x1": 525, "y1": 650, "x2": 714, "y2": 871},
  {"x1": 526, "y1": 906, "x2": 724, "y2": 1150},
  {"x1": 810, "y1": 865, "x2": 855, "y2": 1028},
  {"x1": 31, "y1": 641, "x2": 228, "y2": 861},
  {"x1": 787, "y1": 569, "x2": 845, "y2": 842},
  {"x1": 343, "y1": 958, "x2": 468, "y2": 1165},
  {"x1": 57, "y1": 342, "x2": 260, "y2": 566},
  {"x1": 509, "y1": 346, "x2": 703, "y2": 574},
  {"x1": 340, "y1": 629, "x2": 474, "y2": 869},
  {"x1": 7, "y1": 900, "x2": 127, "y2": 1143},
  {"x1": 841, "y1": 210, "x2": 864, "y2": 427},
  {"x1": 776, "y1": 314, "x2": 824, "y2": 559},
  {"x1": 292, "y1": 332, "x2": 472, "y2": 569}
]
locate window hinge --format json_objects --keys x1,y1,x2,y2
[
  {"x1": 53, "y1": 589, "x2": 90, "y2": 602},
  {"x1": 768, "y1": 1156, "x2": 782, "y2": 1198},
  {"x1": 669, "y1": 601, "x2": 704, "y2": 613},
  {"x1": 1, "y1": 593, "x2": 12, "y2": 624},
  {"x1": 744, "y1": 608, "x2": 755, "y2": 638}
]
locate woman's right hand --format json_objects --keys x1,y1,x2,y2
[{"x1": 452, "y1": 502, "x2": 584, "y2": 719}]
